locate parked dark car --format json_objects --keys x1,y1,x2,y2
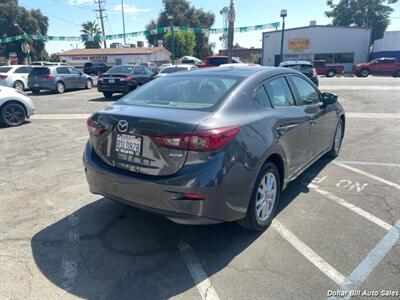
[
  {"x1": 97, "y1": 65, "x2": 154, "y2": 98},
  {"x1": 279, "y1": 61, "x2": 319, "y2": 86},
  {"x1": 83, "y1": 62, "x2": 110, "y2": 75},
  {"x1": 28, "y1": 66, "x2": 93, "y2": 94},
  {"x1": 353, "y1": 57, "x2": 400, "y2": 77},
  {"x1": 84, "y1": 66, "x2": 345, "y2": 231}
]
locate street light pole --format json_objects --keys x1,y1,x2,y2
[
  {"x1": 168, "y1": 15, "x2": 175, "y2": 65},
  {"x1": 121, "y1": 0, "x2": 127, "y2": 45},
  {"x1": 279, "y1": 9, "x2": 287, "y2": 65},
  {"x1": 227, "y1": 0, "x2": 235, "y2": 63}
]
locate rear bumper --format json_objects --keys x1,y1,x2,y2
[
  {"x1": 28, "y1": 82, "x2": 56, "y2": 90},
  {"x1": 83, "y1": 142, "x2": 250, "y2": 224},
  {"x1": 97, "y1": 83, "x2": 135, "y2": 93}
]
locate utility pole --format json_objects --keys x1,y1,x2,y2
[
  {"x1": 121, "y1": 0, "x2": 126, "y2": 45},
  {"x1": 95, "y1": 0, "x2": 107, "y2": 48},
  {"x1": 168, "y1": 15, "x2": 175, "y2": 65},
  {"x1": 227, "y1": 0, "x2": 235, "y2": 63}
]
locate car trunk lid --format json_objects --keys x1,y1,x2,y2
[{"x1": 90, "y1": 104, "x2": 212, "y2": 176}]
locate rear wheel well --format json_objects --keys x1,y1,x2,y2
[
  {"x1": 265, "y1": 154, "x2": 284, "y2": 190},
  {"x1": 0, "y1": 100, "x2": 27, "y2": 117}
]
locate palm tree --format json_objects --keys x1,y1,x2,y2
[{"x1": 81, "y1": 21, "x2": 102, "y2": 49}]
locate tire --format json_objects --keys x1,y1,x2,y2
[
  {"x1": 13, "y1": 80, "x2": 25, "y2": 91},
  {"x1": 103, "y1": 92, "x2": 113, "y2": 98},
  {"x1": 56, "y1": 81, "x2": 65, "y2": 94},
  {"x1": 327, "y1": 118, "x2": 344, "y2": 158},
  {"x1": 0, "y1": 102, "x2": 26, "y2": 127},
  {"x1": 325, "y1": 69, "x2": 336, "y2": 78},
  {"x1": 360, "y1": 68, "x2": 369, "y2": 77},
  {"x1": 392, "y1": 70, "x2": 400, "y2": 78},
  {"x1": 86, "y1": 79, "x2": 93, "y2": 89},
  {"x1": 31, "y1": 89, "x2": 40, "y2": 95},
  {"x1": 237, "y1": 162, "x2": 281, "y2": 231}
]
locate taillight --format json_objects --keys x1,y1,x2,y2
[
  {"x1": 120, "y1": 75, "x2": 132, "y2": 81},
  {"x1": 152, "y1": 126, "x2": 240, "y2": 152},
  {"x1": 0, "y1": 75, "x2": 7, "y2": 80},
  {"x1": 87, "y1": 117, "x2": 105, "y2": 136},
  {"x1": 44, "y1": 75, "x2": 54, "y2": 80},
  {"x1": 312, "y1": 68, "x2": 317, "y2": 77}
]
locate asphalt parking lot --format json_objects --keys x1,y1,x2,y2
[{"x1": 0, "y1": 76, "x2": 399, "y2": 300}]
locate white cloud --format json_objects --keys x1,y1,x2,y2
[
  {"x1": 66, "y1": 0, "x2": 93, "y2": 5},
  {"x1": 113, "y1": 4, "x2": 150, "y2": 14}
]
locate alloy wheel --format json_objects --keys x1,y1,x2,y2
[
  {"x1": 14, "y1": 81, "x2": 24, "y2": 91},
  {"x1": 255, "y1": 172, "x2": 277, "y2": 222},
  {"x1": 3, "y1": 103, "x2": 25, "y2": 126},
  {"x1": 334, "y1": 121, "x2": 342, "y2": 153},
  {"x1": 57, "y1": 82, "x2": 65, "y2": 93}
]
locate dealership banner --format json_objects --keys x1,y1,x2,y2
[{"x1": 0, "y1": 22, "x2": 280, "y2": 45}]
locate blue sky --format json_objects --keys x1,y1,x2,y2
[{"x1": 20, "y1": 0, "x2": 400, "y2": 54}]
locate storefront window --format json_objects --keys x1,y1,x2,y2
[
  {"x1": 314, "y1": 53, "x2": 334, "y2": 63},
  {"x1": 334, "y1": 53, "x2": 354, "y2": 63}
]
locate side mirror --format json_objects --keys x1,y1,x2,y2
[{"x1": 321, "y1": 92, "x2": 337, "y2": 105}]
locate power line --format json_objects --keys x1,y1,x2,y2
[{"x1": 94, "y1": 0, "x2": 107, "y2": 48}]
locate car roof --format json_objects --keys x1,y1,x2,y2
[
  {"x1": 280, "y1": 61, "x2": 312, "y2": 66},
  {"x1": 171, "y1": 66, "x2": 297, "y2": 78}
]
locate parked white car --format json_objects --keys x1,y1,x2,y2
[
  {"x1": 0, "y1": 65, "x2": 33, "y2": 91},
  {"x1": 155, "y1": 64, "x2": 198, "y2": 78},
  {"x1": 0, "y1": 86, "x2": 35, "y2": 126}
]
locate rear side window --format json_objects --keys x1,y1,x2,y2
[
  {"x1": 56, "y1": 67, "x2": 70, "y2": 74},
  {"x1": 30, "y1": 67, "x2": 50, "y2": 75},
  {"x1": 14, "y1": 66, "x2": 32, "y2": 74},
  {"x1": 290, "y1": 76, "x2": 320, "y2": 105},
  {"x1": 264, "y1": 77, "x2": 295, "y2": 107},
  {"x1": 0, "y1": 67, "x2": 12, "y2": 73},
  {"x1": 209, "y1": 57, "x2": 228, "y2": 66},
  {"x1": 134, "y1": 65, "x2": 146, "y2": 74},
  {"x1": 254, "y1": 86, "x2": 272, "y2": 108}
]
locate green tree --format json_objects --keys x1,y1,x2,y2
[
  {"x1": 325, "y1": 0, "x2": 398, "y2": 42},
  {"x1": 0, "y1": 0, "x2": 49, "y2": 63},
  {"x1": 145, "y1": 0, "x2": 215, "y2": 59},
  {"x1": 81, "y1": 21, "x2": 102, "y2": 49},
  {"x1": 164, "y1": 31, "x2": 196, "y2": 59}
]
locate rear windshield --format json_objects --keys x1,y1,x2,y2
[
  {"x1": 119, "y1": 75, "x2": 240, "y2": 111},
  {"x1": 284, "y1": 64, "x2": 313, "y2": 74},
  {"x1": 107, "y1": 66, "x2": 134, "y2": 73},
  {"x1": 0, "y1": 67, "x2": 12, "y2": 73},
  {"x1": 160, "y1": 67, "x2": 188, "y2": 74},
  {"x1": 30, "y1": 67, "x2": 50, "y2": 75}
]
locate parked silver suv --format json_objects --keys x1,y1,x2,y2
[{"x1": 28, "y1": 66, "x2": 93, "y2": 94}]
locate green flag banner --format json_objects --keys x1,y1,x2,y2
[{"x1": 0, "y1": 22, "x2": 280, "y2": 45}]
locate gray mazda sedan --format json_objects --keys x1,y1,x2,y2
[{"x1": 83, "y1": 66, "x2": 345, "y2": 231}]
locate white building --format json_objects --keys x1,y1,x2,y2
[
  {"x1": 58, "y1": 47, "x2": 171, "y2": 67},
  {"x1": 262, "y1": 25, "x2": 371, "y2": 72}
]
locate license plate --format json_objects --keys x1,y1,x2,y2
[
  {"x1": 115, "y1": 134, "x2": 142, "y2": 156},
  {"x1": 33, "y1": 83, "x2": 39, "y2": 87},
  {"x1": 108, "y1": 79, "x2": 115, "y2": 84}
]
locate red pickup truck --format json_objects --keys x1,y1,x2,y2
[
  {"x1": 197, "y1": 56, "x2": 242, "y2": 68},
  {"x1": 312, "y1": 60, "x2": 344, "y2": 77},
  {"x1": 353, "y1": 57, "x2": 400, "y2": 77}
]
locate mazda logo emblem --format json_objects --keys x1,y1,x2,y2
[{"x1": 117, "y1": 120, "x2": 128, "y2": 133}]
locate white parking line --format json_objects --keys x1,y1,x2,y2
[
  {"x1": 345, "y1": 113, "x2": 399, "y2": 119},
  {"x1": 31, "y1": 114, "x2": 90, "y2": 120},
  {"x1": 272, "y1": 220, "x2": 345, "y2": 285},
  {"x1": 319, "y1": 86, "x2": 400, "y2": 90},
  {"x1": 328, "y1": 218, "x2": 400, "y2": 300},
  {"x1": 335, "y1": 160, "x2": 400, "y2": 168},
  {"x1": 178, "y1": 242, "x2": 220, "y2": 300},
  {"x1": 333, "y1": 162, "x2": 400, "y2": 190},
  {"x1": 308, "y1": 183, "x2": 392, "y2": 231}
]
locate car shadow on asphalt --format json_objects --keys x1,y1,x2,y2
[{"x1": 30, "y1": 158, "x2": 332, "y2": 299}]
